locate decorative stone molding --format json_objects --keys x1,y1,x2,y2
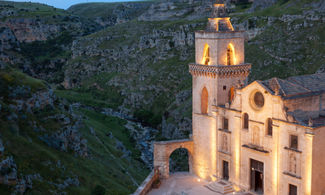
[{"x1": 189, "y1": 63, "x2": 251, "y2": 78}]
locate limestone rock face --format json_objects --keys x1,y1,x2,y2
[
  {"x1": 249, "y1": 0, "x2": 278, "y2": 11},
  {"x1": 0, "y1": 26, "x2": 18, "y2": 52},
  {"x1": 138, "y1": 0, "x2": 212, "y2": 21},
  {"x1": 0, "y1": 156, "x2": 18, "y2": 186}
]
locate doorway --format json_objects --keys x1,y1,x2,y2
[
  {"x1": 250, "y1": 159, "x2": 264, "y2": 194},
  {"x1": 289, "y1": 184, "x2": 297, "y2": 195},
  {"x1": 222, "y1": 160, "x2": 229, "y2": 180}
]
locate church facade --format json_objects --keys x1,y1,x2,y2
[{"x1": 153, "y1": 1, "x2": 325, "y2": 195}]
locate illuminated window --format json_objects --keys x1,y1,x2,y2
[
  {"x1": 227, "y1": 44, "x2": 235, "y2": 65},
  {"x1": 229, "y1": 86, "x2": 235, "y2": 103},
  {"x1": 266, "y1": 118, "x2": 272, "y2": 136},
  {"x1": 201, "y1": 87, "x2": 208, "y2": 114},
  {"x1": 290, "y1": 135, "x2": 298, "y2": 150},
  {"x1": 202, "y1": 44, "x2": 210, "y2": 65},
  {"x1": 243, "y1": 113, "x2": 249, "y2": 129}
]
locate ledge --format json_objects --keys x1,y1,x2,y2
[
  {"x1": 218, "y1": 128, "x2": 231, "y2": 133},
  {"x1": 283, "y1": 171, "x2": 302, "y2": 179},
  {"x1": 213, "y1": 105, "x2": 242, "y2": 113},
  {"x1": 242, "y1": 144, "x2": 269, "y2": 153},
  {"x1": 189, "y1": 63, "x2": 251, "y2": 78},
  {"x1": 284, "y1": 146, "x2": 302, "y2": 153},
  {"x1": 154, "y1": 139, "x2": 193, "y2": 145},
  {"x1": 218, "y1": 150, "x2": 231, "y2": 156},
  {"x1": 249, "y1": 119, "x2": 264, "y2": 125}
]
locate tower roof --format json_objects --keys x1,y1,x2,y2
[
  {"x1": 205, "y1": 0, "x2": 234, "y2": 32},
  {"x1": 211, "y1": 1, "x2": 227, "y2": 18}
]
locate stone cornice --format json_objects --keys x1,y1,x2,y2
[{"x1": 189, "y1": 63, "x2": 251, "y2": 78}]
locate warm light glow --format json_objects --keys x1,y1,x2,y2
[
  {"x1": 225, "y1": 18, "x2": 234, "y2": 31},
  {"x1": 193, "y1": 117, "x2": 217, "y2": 180},
  {"x1": 272, "y1": 126, "x2": 279, "y2": 194},
  {"x1": 227, "y1": 43, "x2": 237, "y2": 65},
  {"x1": 305, "y1": 134, "x2": 313, "y2": 195},
  {"x1": 197, "y1": 178, "x2": 201, "y2": 182},
  {"x1": 214, "y1": 4, "x2": 225, "y2": 7},
  {"x1": 234, "y1": 117, "x2": 240, "y2": 183},
  {"x1": 202, "y1": 44, "x2": 210, "y2": 65},
  {"x1": 233, "y1": 185, "x2": 240, "y2": 191},
  {"x1": 210, "y1": 118, "x2": 217, "y2": 181}
]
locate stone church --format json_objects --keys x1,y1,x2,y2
[{"x1": 152, "y1": 1, "x2": 325, "y2": 195}]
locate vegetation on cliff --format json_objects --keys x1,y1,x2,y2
[{"x1": 0, "y1": 0, "x2": 324, "y2": 193}]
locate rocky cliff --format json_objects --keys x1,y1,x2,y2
[
  {"x1": 0, "y1": 65, "x2": 150, "y2": 194},
  {"x1": 63, "y1": 0, "x2": 325, "y2": 139},
  {"x1": 1, "y1": 0, "x2": 325, "y2": 193}
]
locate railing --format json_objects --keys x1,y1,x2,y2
[
  {"x1": 189, "y1": 63, "x2": 251, "y2": 78},
  {"x1": 132, "y1": 167, "x2": 160, "y2": 195}
]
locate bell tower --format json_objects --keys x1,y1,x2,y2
[{"x1": 190, "y1": 0, "x2": 251, "y2": 180}]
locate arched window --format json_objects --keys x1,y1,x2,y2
[
  {"x1": 202, "y1": 44, "x2": 210, "y2": 65},
  {"x1": 243, "y1": 113, "x2": 249, "y2": 129},
  {"x1": 228, "y1": 86, "x2": 235, "y2": 103},
  {"x1": 227, "y1": 44, "x2": 235, "y2": 65},
  {"x1": 201, "y1": 87, "x2": 208, "y2": 114},
  {"x1": 266, "y1": 118, "x2": 273, "y2": 136},
  {"x1": 289, "y1": 153, "x2": 297, "y2": 174}
]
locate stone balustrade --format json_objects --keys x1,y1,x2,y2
[{"x1": 189, "y1": 63, "x2": 251, "y2": 78}]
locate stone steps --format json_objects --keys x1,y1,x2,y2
[{"x1": 205, "y1": 180, "x2": 235, "y2": 194}]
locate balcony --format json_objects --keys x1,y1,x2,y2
[
  {"x1": 189, "y1": 63, "x2": 251, "y2": 78},
  {"x1": 242, "y1": 143, "x2": 270, "y2": 154}
]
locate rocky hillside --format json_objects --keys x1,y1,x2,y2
[
  {"x1": 63, "y1": 0, "x2": 325, "y2": 139},
  {"x1": 0, "y1": 0, "x2": 325, "y2": 193},
  {"x1": 0, "y1": 64, "x2": 152, "y2": 194},
  {"x1": 68, "y1": 2, "x2": 153, "y2": 28},
  {"x1": 0, "y1": 1, "x2": 101, "y2": 84}
]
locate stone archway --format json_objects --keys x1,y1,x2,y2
[
  {"x1": 169, "y1": 148, "x2": 190, "y2": 173},
  {"x1": 154, "y1": 139, "x2": 194, "y2": 179}
]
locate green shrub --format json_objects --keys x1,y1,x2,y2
[{"x1": 92, "y1": 185, "x2": 106, "y2": 195}]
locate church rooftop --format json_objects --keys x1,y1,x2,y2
[{"x1": 261, "y1": 73, "x2": 325, "y2": 99}]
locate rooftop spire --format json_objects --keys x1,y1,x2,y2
[
  {"x1": 211, "y1": 0, "x2": 227, "y2": 18},
  {"x1": 206, "y1": 0, "x2": 234, "y2": 32}
]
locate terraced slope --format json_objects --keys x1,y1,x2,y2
[{"x1": 0, "y1": 67, "x2": 148, "y2": 194}]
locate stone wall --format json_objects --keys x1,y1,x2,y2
[
  {"x1": 311, "y1": 126, "x2": 325, "y2": 195},
  {"x1": 153, "y1": 139, "x2": 193, "y2": 179},
  {"x1": 132, "y1": 168, "x2": 159, "y2": 195}
]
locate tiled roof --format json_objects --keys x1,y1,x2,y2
[{"x1": 261, "y1": 73, "x2": 325, "y2": 99}]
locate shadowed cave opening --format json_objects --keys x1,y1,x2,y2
[{"x1": 169, "y1": 148, "x2": 189, "y2": 173}]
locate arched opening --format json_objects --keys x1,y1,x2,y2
[
  {"x1": 228, "y1": 86, "x2": 235, "y2": 103},
  {"x1": 243, "y1": 113, "x2": 249, "y2": 129},
  {"x1": 201, "y1": 87, "x2": 208, "y2": 114},
  {"x1": 202, "y1": 44, "x2": 210, "y2": 65},
  {"x1": 169, "y1": 148, "x2": 191, "y2": 173},
  {"x1": 227, "y1": 43, "x2": 235, "y2": 65}
]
